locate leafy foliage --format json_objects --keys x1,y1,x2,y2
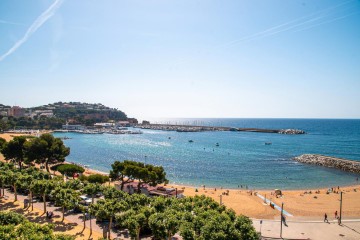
[
  {"x1": 0, "y1": 211, "x2": 75, "y2": 240},
  {"x1": 0, "y1": 211, "x2": 26, "y2": 225},
  {"x1": 0, "y1": 162, "x2": 259, "y2": 240},
  {"x1": 110, "y1": 160, "x2": 168, "y2": 192},
  {"x1": 52, "y1": 186, "x2": 80, "y2": 221},
  {"x1": 24, "y1": 133, "x2": 70, "y2": 172},
  {"x1": 54, "y1": 164, "x2": 85, "y2": 177},
  {"x1": 86, "y1": 174, "x2": 109, "y2": 184},
  {"x1": 0, "y1": 137, "x2": 6, "y2": 151},
  {"x1": 1, "y1": 136, "x2": 27, "y2": 169}
]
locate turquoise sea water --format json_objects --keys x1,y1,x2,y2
[{"x1": 53, "y1": 119, "x2": 360, "y2": 190}]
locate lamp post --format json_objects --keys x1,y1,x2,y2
[
  {"x1": 339, "y1": 191, "x2": 343, "y2": 225},
  {"x1": 280, "y1": 203, "x2": 284, "y2": 238}
]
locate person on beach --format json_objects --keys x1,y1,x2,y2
[
  {"x1": 335, "y1": 211, "x2": 338, "y2": 219},
  {"x1": 324, "y1": 213, "x2": 329, "y2": 223}
]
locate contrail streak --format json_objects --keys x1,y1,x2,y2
[
  {"x1": 292, "y1": 10, "x2": 360, "y2": 33},
  {"x1": 222, "y1": 0, "x2": 355, "y2": 48},
  {"x1": 0, "y1": 0, "x2": 64, "y2": 62}
]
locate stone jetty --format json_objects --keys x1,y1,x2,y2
[
  {"x1": 136, "y1": 124, "x2": 305, "y2": 134},
  {"x1": 294, "y1": 154, "x2": 360, "y2": 173}
]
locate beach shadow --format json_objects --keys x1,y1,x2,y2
[
  {"x1": 0, "y1": 201, "x2": 20, "y2": 210},
  {"x1": 342, "y1": 223, "x2": 360, "y2": 235},
  {"x1": 53, "y1": 221, "x2": 78, "y2": 232}
]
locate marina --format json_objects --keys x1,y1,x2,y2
[{"x1": 53, "y1": 129, "x2": 143, "y2": 135}]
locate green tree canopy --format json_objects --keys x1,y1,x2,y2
[
  {"x1": 0, "y1": 137, "x2": 6, "y2": 151},
  {"x1": 109, "y1": 160, "x2": 135, "y2": 190},
  {"x1": 0, "y1": 211, "x2": 26, "y2": 225},
  {"x1": 1, "y1": 136, "x2": 27, "y2": 169},
  {"x1": 24, "y1": 133, "x2": 70, "y2": 172},
  {"x1": 91, "y1": 198, "x2": 128, "y2": 239},
  {"x1": 86, "y1": 174, "x2": 109, "y2": 184},
  {"x1": 54, "y1": 164, "x2": 85, "y2": 178},
  {"x1": 110, "y1": 160, "x2": 168, "y2": 193},
  {"x1": 0, "y1": 211, "x2": 75, "y2": 240},
  {"x1": 31, "y1": 179, "x2": 55, "y2": 213},
  {"x1": 52, "y1": 186, "x2": 80, "y2": 222}
]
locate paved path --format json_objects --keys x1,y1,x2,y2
[{"x1": 253, "y1": 219, "x2": 360, "y2": 240}]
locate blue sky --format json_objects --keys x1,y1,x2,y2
[{"x1": 0, "y1": 0, "x2": 359, "y2": 120}]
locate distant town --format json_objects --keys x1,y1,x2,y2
[
  {"x1": 0, "y1": 102, "x2": 306, "y2": 135},
  {"x1": 0, "y1": 102, "x2": 139, "y2": 132}
]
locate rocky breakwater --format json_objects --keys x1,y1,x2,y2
[
  {"x1": 294, "y1": 154, "x2": 360, "y2": 173},
  {"x1": 278, "y1": 129, "x2": 305, "y2": 134}
]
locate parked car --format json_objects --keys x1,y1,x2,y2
[{"x1": 79, "y1": 195, "x2": 92, "y2": 205}]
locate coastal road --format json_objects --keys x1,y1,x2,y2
[{"x1": 253, "y1": 219, "x2": 360, "y2": 240}]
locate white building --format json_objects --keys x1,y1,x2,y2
[{"x1": 62, "y1": 124, "x2": 85, "y2": 130}]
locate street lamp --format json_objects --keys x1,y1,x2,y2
[
  {"x1": 339, "y1": 191, "x2": 343, "y2": 225},
  {"x1": 280, "y1": 203, "x2": 284, "y2": 238}
]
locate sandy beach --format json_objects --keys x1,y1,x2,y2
[
  {"x1": 165, "y1": 183, "x2": 360, "y2": 219},
  {"x1": 1, "y1": 132, "x2": 360, "y2": 220}
]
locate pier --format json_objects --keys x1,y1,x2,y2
[{"x1": 136, "y1": 124, "x2": 305, "y2": 134}]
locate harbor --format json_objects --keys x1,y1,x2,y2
[{"x1": 53, "y1": 129, "x2": 143, "y2": 134}]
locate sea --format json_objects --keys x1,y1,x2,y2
[{"x1": 53, "y1": 118, "x2": 360, "y2": 190}]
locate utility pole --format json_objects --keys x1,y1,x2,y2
[
  {"x1": 339, "y1": 191, "x2": 343, "y2": 224},
  {"x1": 280, "y1": 203, "x2": 284, "y2": 238}
]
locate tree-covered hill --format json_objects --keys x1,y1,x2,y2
[{"x1": 0, "y1": 102, "x2": 134, "y2": 130}]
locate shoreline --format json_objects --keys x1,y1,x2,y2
[
  {"x1": 2, "y1": 132, "x2": 360, "y2": 219},
  {"x1": 1, "y1": 132, "x2": 358, "y2": 191},
  {"x1": 79, "y1": 162, "x2": 360, "y2": 191}
]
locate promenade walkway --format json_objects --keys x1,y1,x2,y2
[{"x1": 253, "y1": 218, "x2": 360, "y2": 240}]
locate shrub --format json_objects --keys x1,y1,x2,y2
[
  {"x1": 0, "y1": 211, "x2": 26, "y2": 225},
  {"x1": 87, "y1": 174, "x2": 109, "y2": 184}
]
